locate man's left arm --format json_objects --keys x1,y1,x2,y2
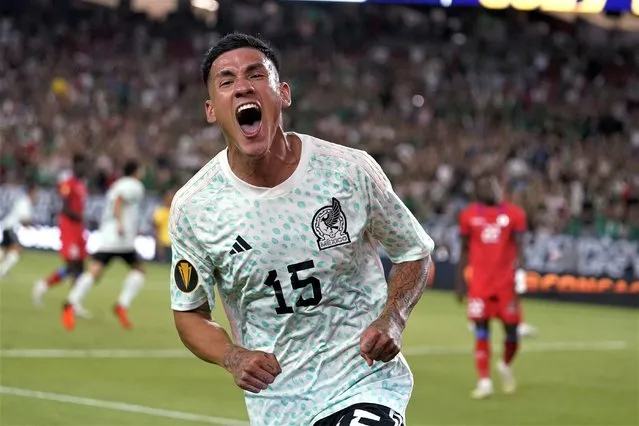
[
  {"x1": 357, "y1": 153, "x2": 434, "y2": 366},
  {"x1": 513, "y1": 207, "x2": 528, "y2": 294},
  {"x1": 360, "y1": 257, "x2": 431, "y2": 366}
]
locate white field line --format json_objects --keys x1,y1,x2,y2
[
  {"x1": 402, "y1": 340, "x2": 629, "y2": 356},
  {"x1": 0, "y1": 386, "x2": 250, "y2": 426},
  {"x1": 0, "y1": 341, "x2": 629, "y2": 359}
]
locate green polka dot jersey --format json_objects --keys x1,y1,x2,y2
[{"x1": 169, "y1": 133, "x2": 434, "y2": 426}]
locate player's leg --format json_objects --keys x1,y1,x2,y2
[
  {"x1": 0, "y1": 241, "x2": 21, "y2": 278},
  {"x1": 32, "y1": 265, "x2": 69, "y2": 306},
  {"x1": 34, "y1": 231, "x2": 87, "y2": 305},
  {"x1": 61, "y1": 254, "x2": 109, "y2": 330},
  {"x1": 515, "y1": 281, "x2": 538, "y2": 338},
  {"x1": 34, "y1": 231, "x2": 84, "y2": 303},
  {"x1": 113, "y1": 252, "x2": 145, "y2": 329},
  {"x1": 33, "y1": 255, "x2": 85, "y2": 306},
  {"x1": 0, "y1": 230, "x2": 12, "y2": 263},
  {"x1": 497, "y1": 295, "x2": 521, "y2": 394},
  {"x1": 518, "y1": 322, "x2": 538, "y2": 338},
  {"x1": 471, "y1": 319, "x2": 493, "y2": 399},
  {"x1": 313, "y1": 403, "x2": 404, "y2": 426},
  {"x1": 467, "y1": 296, "x2": 494, "y2": 399}
]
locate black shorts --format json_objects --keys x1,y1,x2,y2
[
  {"x1": 314, "y1": 403, "x2": 405, "y2": 426},
  {"x1": 93, "y1": 251, "x2": 140, "y2": 267},
  {"x1": 1, "y1": 229, "x2": 18, "y2": 248}
]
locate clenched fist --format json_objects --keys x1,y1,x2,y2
[
  {"x1": 360, "y1": 316, "x2": 403, "y2": 366},
  {"x1": 223, "y1": 345, "x2": 282, "y2": 393}
]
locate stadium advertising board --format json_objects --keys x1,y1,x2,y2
[
  {"x1": 0, "y1": 186, "x2": 159, "y2": 260},
  {"x1": 291, "y1": 0, "x2": 639, "y2": 14},
  {"x1": 1, "y1": 186, "x2": 637, "y2": 306},
  {"x1": 419, "y1": 223, "x2": 639, "y2": 307}
]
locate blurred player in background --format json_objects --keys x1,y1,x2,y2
[
  {"x1": 62, "y1": 160, "x2": 146, "y2": 331},
  {"x1": 456, "y1": 173, "x2": 528, "y2": 399},
  {"x1": 33, "y1": 155, "x2": 89, "y2": 307},
  {"x1": 153, "y1": 188, "x2": 174, "y2": 263},
  {"x1": 170, "y1": 33, "x2": 433, "y2": 426},
  {"x1": 0, "y1": 181, "x2": 38, "y2": 279}
]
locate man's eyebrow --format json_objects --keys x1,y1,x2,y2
[
  {"x1": 245, "y1": 62, "x2": 267, "y2": 73},
  {"x1": 214, "y1": 69, "x2": 236, "y2": 79},
  {"x1": 214, "y1": 63, "x2": 266, "y2": 80}
]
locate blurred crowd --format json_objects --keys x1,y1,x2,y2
[{"x1": 1, "y1": 0, "x2": 638, "y2": 239}]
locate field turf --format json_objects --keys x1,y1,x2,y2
[{"x1": 1, "y1": 251, "x2": 637, "y2": 425}]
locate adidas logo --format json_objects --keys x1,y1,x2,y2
[{"x1": 229, "y1": 236, "x2": 252, "y2": 255}]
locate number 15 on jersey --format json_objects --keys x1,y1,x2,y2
[{"x1": 263, "y1": 260, "x2": 323, "y2": 315}]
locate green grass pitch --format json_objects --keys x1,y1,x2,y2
[{"x1": 0, "y1": 250, "x2": 637, "y2": 425}]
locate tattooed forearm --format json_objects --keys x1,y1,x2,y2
[
  {"x1": 382, "y1": 256, "x2": 431, "y2": 328},
  {"x1": 173, "y1": 302, "x2": 234, "y2": 367}
]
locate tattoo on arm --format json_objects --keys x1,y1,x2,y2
[{"x1": 384, "y1": 256, "x2": 431, "y2": 327}]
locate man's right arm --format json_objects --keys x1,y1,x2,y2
[
  {"x1": 169, "y1": 205, "x2": 281, "y2": 393},
  {"x1": 173, "y1": 302, "x2": 233, "y2": 367},
  {"x1": 455, "y1": 235, "x2": 469, "y2": 303},
  {"x1": 456, "y1": 210, "x2": 470, "y2": 303}
]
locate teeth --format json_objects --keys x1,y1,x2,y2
[{"x1": 237, "y1": 103, "x2": 260, "y2": 113}]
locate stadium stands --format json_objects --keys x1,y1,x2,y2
[{"x1": 1, "y1": 0, "x2": 637, "y2": 238}]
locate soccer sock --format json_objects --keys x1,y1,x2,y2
[
  {"x1": 117, "y1": 270, "x2": 144, "y2": 308},
  {"x1": 68, "y1": 272, "x2": 94, "y2": 307},
  {"x1": 504, "y1": 332, "x2": 519, "y2": 365},
  {"x1": 45, "y1": 267, "x2": 68, "y2": 287},
  {"x1": 475, "y1": 324, "x2": 490, "y2": 379},
  {"x1": 0, "y1": 251, "x2": 19, "y2": 276},
  {"x1": 476, "y1": 339, "x2": 490, "y2": 379}
]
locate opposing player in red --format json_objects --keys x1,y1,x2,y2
[
  {"x1": 33, "y1": 154, "x2": 90, "y2": 315},
  {"x1": 456, "y1": 173, "x2": 527, "y2": 399}
]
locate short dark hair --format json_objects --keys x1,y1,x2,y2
[
  {"x1": 201, "y1": 32, "x2": 280, "y2": 86},
  {"x1": 25, "y1": 177, "x2": 38, "y2": 192},
  {"x1": 123, "y1": 160, "x2": 139, "y2": 177},
  {"x1": 72, "y1": 154, "x2": 86, "y2": 166}
]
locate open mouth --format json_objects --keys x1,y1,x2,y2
[{"x1": 235, "y1": 103, "x2": 262, "y2": 137}]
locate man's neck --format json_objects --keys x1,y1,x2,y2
[{"x1": 227, "y1": 130, "x2": 301, "y2": 188}]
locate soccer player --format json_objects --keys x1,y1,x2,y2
[
  {"x1": 0, "y1": 181, "x2": 38, "y2": 278},
  {"x1": 456, "y1": 172, "x2": 528, "y2": 399},
  {"x1": 61, "y1": 160, "x2": 146, "y2": 331},
  {"x1": 33, "y1": 155, "x2": 89, "y2": 307},
  {"x1": 169, "y1": 33, "x2": 434, "y2": 426}
]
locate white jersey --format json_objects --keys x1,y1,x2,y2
[
  {"x1": 169, "y1": 133, "x2": 434, "y2": 426},
  {"x1": 1, "y1": 194, "x2": 33, "y2": 230},
  {"x1": 98, "y1": 177, "x2": 145, "y2": 252}
]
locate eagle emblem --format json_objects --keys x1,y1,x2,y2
[{"x1": 312, "y1": 198, "x2": 351, "y2": 250}]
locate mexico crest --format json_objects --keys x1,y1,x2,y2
[{"x1": 312, "y1": 198, "x2": 351, "y2": 250}]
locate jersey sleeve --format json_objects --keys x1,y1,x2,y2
[
  {"x1": 169, "y1": 206, "x2": 216, "y2": 311},
  {"x1": 512, "y1": 206, "x2": 527, "y2": 233},
  {"x1": 458, "y1": 209, "x2": 471, "y2": 237},
  {"x1": 360, "y1": 152, "x2": 434, "y2": 263}
]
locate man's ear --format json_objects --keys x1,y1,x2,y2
[
  {"x1": 205, "y1": 99, "x2": 217, "y2": 124},
  {"x1": 280, "y1": 82, "x2": 292, "y2": 109}
]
